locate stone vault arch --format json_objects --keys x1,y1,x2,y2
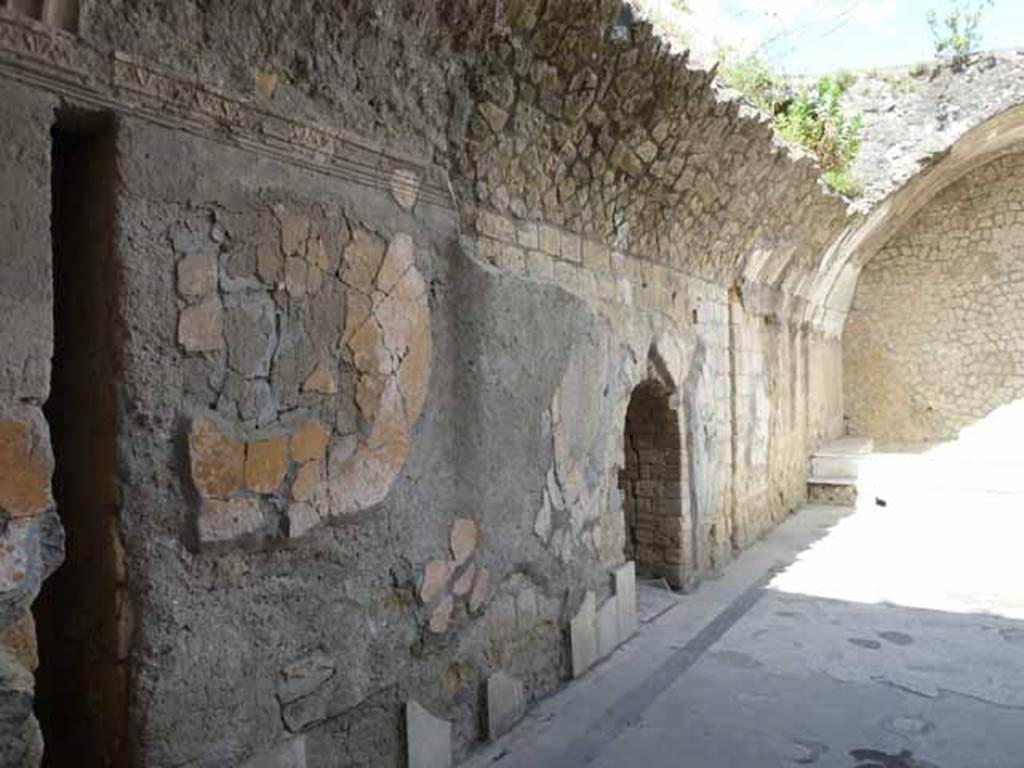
[{"x1": 812, "y1": 104, "x2": 1024, "y2": 335}]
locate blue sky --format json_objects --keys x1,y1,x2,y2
[{"x1": 640, "y1": 1, "x2": 1024, "y2": 74}]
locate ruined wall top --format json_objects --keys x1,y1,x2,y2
[
  {"x1": 803, "y1": 49, "x2": 1024, "y2": 335},
  {"x1": 844, "y1": 49, "x2": 1024, "y2": 209}
]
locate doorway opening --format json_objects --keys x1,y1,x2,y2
[
  {"x1": 620, "y1": 379, "x2": 689, "y2": 588},
  {"x1": 34, "y1": 112, "x2": 129, "y2": 767}
]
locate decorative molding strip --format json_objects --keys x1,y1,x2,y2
[{"x1": 0, "y1": 10, "x2": 451, "y2": 208}]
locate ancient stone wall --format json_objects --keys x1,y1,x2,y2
[
  {"x1": 845, "y1": 152, "x2": 1024, "y2": 443},
  {"x1": 111, "y1": 118, "x2": 454, "y2": 766},
  {"x1": 77, "y1": 115, "x2": 630, "y2": 765},
  {"x1": 728, "y1": 296, "x2": 843, "y2": 549},
  {"x1": 0, "y1": 80, "x2": 62, "y2": 768},
  {"x1": 462, "y1": 0, "x2": 852, "y2": 580},
  {"x1": 806, "y1": 52, "x2": 1024, "y2": 339},
  {"x1": 0, "y1": 3, "x2": 850, "y2": 766}
]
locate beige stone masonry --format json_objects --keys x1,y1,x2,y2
[
  {"x1": 472, "y1": 210, "x2": 728, "y2": 328},
  {"x1": 244, "y1": 437, "x2": 289, "y2": 494},
  {"x1": 291, "y1": 420, "x2": 329, "y2": 465},
  {"x1": 0, "y1": 420, "x2": 49, "y2": 519},
  {"x1": 189, "y1": 419, "x2": 246, "y2": 499}
]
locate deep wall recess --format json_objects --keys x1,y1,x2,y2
[{"x1": 34, "y1": 112, "x2": 129, "y2": 767}]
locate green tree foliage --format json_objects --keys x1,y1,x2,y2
[
  {"x1": 926, "y1": 0, "x2": 994, "y2": 68},
  {"x1": 718, "y1": 54, "x2": 864, "y2": 197},
  {"x1": 775, "y1": 75, "x2": 864, "y2": 196},
  {"x1": 719, "y1": 53, "x2": 783, "y2": 113}
]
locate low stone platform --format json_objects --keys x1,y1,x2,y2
[{"x1": 807, "y1": 437, "x2": 873, "y2": 506}]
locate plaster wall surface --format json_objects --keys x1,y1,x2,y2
[
  {"x1": 0, "y1": 79, "x2": 61, "y2": 768},
  {"x1": 845, "y1": 152, "x2": 1024, "y2": 443}
]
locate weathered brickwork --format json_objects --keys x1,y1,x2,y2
[
  {"x1": 846, "y1": 153, "x2": 1024, "y2": 442},
  {"x1": 484, "y1": 211, "x2": 741, "y2": 585},
  {"x1": 620, "y1": 382, "x2": 689, "y2": 587},
  {"x1": 479, "y1": 210, "x2": 842, "y2": 575},
  {"x1": 731, "y1": 302, "x2": 803, "y2": 547}
]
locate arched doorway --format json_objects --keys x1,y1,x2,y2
[{"x1": 620, "y1": 379, "x2": 689, "y2": 588}]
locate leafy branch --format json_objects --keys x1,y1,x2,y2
[
  {"x1": 926, "y1": 0, "x2": 994, "y2": 69},
  {"x1": 718, "y1": 53, "x2": 864, "y2": 197}
]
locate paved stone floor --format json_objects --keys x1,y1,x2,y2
[{"x1": 462, "y1": 454, "x2": 1024, "y2": 768}]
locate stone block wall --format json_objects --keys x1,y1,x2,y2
[
  {"x1": 473, "y1": 202, "x2": 843, "y2": 584},
  {"x1": 809, "y1": 335, "x2": 845, "y2": 444},
  {"x1": 172, "y1": 198, "x2": 430, "y2": 545},
  {"x1": 459, "y1": 0, "x2": 851, "y2": 569},
  {"x1": 728, "y1": 296, "x2": 839, "y2": 549},
  {"x1": 804, "y1": 50, "x2": 1024, "y2": 337},
  {"x1": 106, "y1": 119, "x2": 461, "y2": 765},
  {"x1": 845, "y1": 152, "x2": 1024, "y2": 443}
]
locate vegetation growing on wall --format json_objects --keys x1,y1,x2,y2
[
  {"x1": 718, "y1": 53, "x2": 784, "y2": 114},
  {"x1": 776, "y1": 75, "x2": 864, "y2": 197},
  {"x1": 630, "y1": 2, "x2": 863, "y2": 196},
  {"x1": 719, "y1": 55, "x2": 864, "y2": 197},
  {"x1": 927, "y1": 0, "x2": 994, "y2": 68}
]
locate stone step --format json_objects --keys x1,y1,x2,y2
[
  {"x1": 816, "y1": 437, "x2": 875, "y2": 455},
  {"x1": 807, "y1": 474, "x2": 856, "y2": 486},
  {"x1": 809, "y1": 437, "x2": 874, "y2": 481},
  {"x1": 807, "y1": 480, "x2": 857, "y2": 506},
  {"x1": 810, "y1": 453, "x2": 868, "y2": 479}
]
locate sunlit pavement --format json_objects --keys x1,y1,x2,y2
[{"x1": 462, "y1": 437, "x2": 1024, "y2": 768}]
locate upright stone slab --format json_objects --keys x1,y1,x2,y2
[
  {"x1": 613, "y1": 562, "x2": 638, "y2": 641},
  {"x1": 486, "y1": 671, "x2": 526, "y2": 741},
  {"x1": 570, "y1": 590, "x2": 597, "y2": 678},
  {"x1": 595, "y1": 595, "x2": 620, "y2": 660},
  {"x1": 406, "y1": 700, "x2": 451, "y2": 768}
]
